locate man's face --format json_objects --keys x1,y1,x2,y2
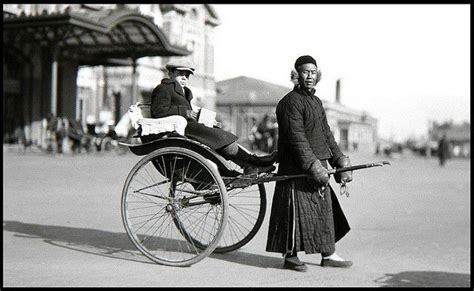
[
  {"x1": 297, "y1": 63, "x2": 318, "y2": 90},
  {"x1": 170, "y1": 69, "x2": 192, "y2": 87}
]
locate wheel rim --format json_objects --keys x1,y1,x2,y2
[
  {"x1": 121, "y1": 147, "x2": 228, "y2": 266},
  {"x1": 214, "y1": 183, "x2": 266, "y2": 253}
]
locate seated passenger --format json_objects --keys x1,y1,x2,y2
[{"x1": 146, "y1": 60, "x2": 278, "y2": 175}]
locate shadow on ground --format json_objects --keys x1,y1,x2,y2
[
  {"x1": 209, "y1": 251, "x2": 282, "y2": 269},
  {"x1": 3, "y1": 220, "x2": 282, "y2": 269},
  {"x1": 3, "y1": 220, "x2": 153, "y2": 264},
  {"x1": 374, "y1": 271, "x2": 470, "y2": 287}
]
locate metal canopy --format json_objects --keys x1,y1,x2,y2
[{"x1": 3, "y1": 6, "x2": 190, "y2": 64}]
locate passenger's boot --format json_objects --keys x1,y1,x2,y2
[
  {"x1": 248, "y1": 150, "x2": 279, "y2": 166},
  {"x1": 218, "y1": 143, "x2": 277, "y2": 175},
  {"x1": 242, "y1": 163, "x2": 275, "y2": 176}
]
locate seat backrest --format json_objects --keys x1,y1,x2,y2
[
  {"x1": 129, "y1": 102, "x2": 152, "y2": 128},
  {"x1": 139, "y1": 103, "x2": 152, "y2": 118},
  {"x1": 128, "y1": 103, "x2": 144, "y2": 130}
]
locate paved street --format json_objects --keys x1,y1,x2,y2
[{"x1": 3, "y1": 146, "x2": 471, "y2": 287}]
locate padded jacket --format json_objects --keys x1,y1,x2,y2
[{"x1": 276, "y1": 86, "x2": 344, "y2": 175}]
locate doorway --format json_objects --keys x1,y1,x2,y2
[{"x1": 339, "y1": 128, "x2": 349, "y2": 151}]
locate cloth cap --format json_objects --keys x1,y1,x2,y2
[
  {"x1": 165, "y1": 60, "x2": 195, "y2": 74},
  {"x1": 294, "y1": 55, "x2": 317, "y2": 70}
]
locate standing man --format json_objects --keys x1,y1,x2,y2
[{"x1": 266, "y1": 55, "x2": 353, "y2": 272}]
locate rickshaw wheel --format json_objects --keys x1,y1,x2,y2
[
  {"x1": 213, "y1": 183, "x2": 266, "y2": 253},
  {"x1": 174, "y1": 183, "x2": 267, "y2": 253},
  {"x1": 121, "y1": 147, "x2": 228, "y2": 267}
]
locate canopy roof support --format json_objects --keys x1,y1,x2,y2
[{"x1": 3, "y1": 6, "x2": 190, "y2": 65}]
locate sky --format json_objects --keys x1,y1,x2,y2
[{"x1": 212, "y1": 4, "x2": 470, "y2": 142}]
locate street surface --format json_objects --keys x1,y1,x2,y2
[{"x1": 3, "y1": 146, "x2": 471, "y2": 287}]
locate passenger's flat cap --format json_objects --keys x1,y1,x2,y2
[{"x1": 165, "y1": 59, "x2": 195, "y2": 74}]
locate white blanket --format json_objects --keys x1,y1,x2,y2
[{"x1": 128, "y1": 103, "x2": 187, "y2": 136}]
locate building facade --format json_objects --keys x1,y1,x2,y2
[
  {"x1": 323, "y1": 101, "x2": 378, "y2": 152},
  {"x1": 3, "y1": 4, "x2": 220, "y2": 145},
  {"x1": 216, "y1": 76, "x2": 290, "y2": 141},
  {"x1": 429, "y1": 121, "x2": 470, "y2": 158},
  {"x1": 216, "y1": 76, "x2": 378, "y2": 153}
]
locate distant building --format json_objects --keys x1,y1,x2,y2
[
  {"x1": 324, "y1": 100, "x2": 378, "y2": 152},
  {"x1": 139, "y1": 4, "x2": 221, "y2": 111},
  {"x1": 216, "y1": 76, "x2": 378, "y2": 152},
  {"x1": 216, "y1": 76, "x2": 290, "y2": 140},
  {"x1": 429, "y1": 121, "x2": 470, "y2": 158}
]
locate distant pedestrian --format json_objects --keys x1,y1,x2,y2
[
  {"x1": 248, "y1": 117, "x2": 260, "y2": 151},
  {"x1": 55, "y1": 118, "x2": 66, "y2": 154},
  {"x1": 68, "y1": 119, "x2": 84, "y2": 154},
  {"x1": 13, "y1": 122, "x2": 27, "y2": 152},
  {"x1": 257, "y1": 114, "x2": 272, "y2": 153},
  {"x1": 266, "y1": 55, "x2": 353, "y2": 272},
  {"x1": 269, "y1": 113, "x2": 279, "y2": 152},
  {"x1": 438, "y1": 134, "x2": 450, "y2": 166},
  {"x1": 45, "y1": 114, "x2": 57, "y2": 152}
]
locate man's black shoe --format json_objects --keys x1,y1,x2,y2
[
  {"x1": 283, "y1": 255, "x2": 308, "y2": 272},
  {"x1": 320, "y1": 258, "x2": 353, "y2": 268}
]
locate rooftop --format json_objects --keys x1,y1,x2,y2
[{"x1": 216, "y1": 76, "x2": 292, "y2": 106}]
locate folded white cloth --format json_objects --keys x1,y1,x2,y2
[
  {"x1": 138, "y1": 116, "x2": 187, "y2": 136},
  {"x1": 128, "y1": 103, "x2": 187, "y2": 136}
]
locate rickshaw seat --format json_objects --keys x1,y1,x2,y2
[
  {"x1": 120, "y1": 135, "x2": 241, "y2": 177},
  {"x1": 125, "y1": 103, "x2": 240, "y2": 177}
]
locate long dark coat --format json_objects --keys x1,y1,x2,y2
[
  {"x1": 266, "y1": 86, "x2": 351, "y2": 254},
  {"x1": 149, "y1": 78, "x2": 238, "y2": 150}
]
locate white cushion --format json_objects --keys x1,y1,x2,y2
[
  {"x1": 128, "y1": 103, "x2": 187, "y2": 136},
  {"x1": 138, "y1": 116, "x2": 187, "y2": 136}
]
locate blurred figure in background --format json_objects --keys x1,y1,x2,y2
[
  {"x1": 438, "y1": 133, "x2": 450, "y2": 166},
  {"x1": 13, "y1": 119, "x2": 27, "y2": 152},
  {"x1": 45, "y1": 113, "x2": 57, "y2": 153},
  {"x1": 248, "y1": 117, "x2": 261, "y2": 151},
  {"x1": 68, "y1": 119, "x2": 84, "y2": 154},
  {"x1": 54, "y1": 118, "x2": 66, "y2": 155},
  {"x1": 269, "y1": 113, "x2": 279, "y2": 152},
  {"x1": 257, "y1": 114, "x2": 272, "y2": 153}
]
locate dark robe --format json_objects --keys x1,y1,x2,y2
[{"x1": 266, "y1": 86, "x2": 350, "y2": 254}]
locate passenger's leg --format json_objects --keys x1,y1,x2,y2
[{"x1": 217, "y1": 142, "x2": 277, "y2": 174}]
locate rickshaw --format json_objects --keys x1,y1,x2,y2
[{"x1": 120, "y1": 107, "x2": 390, "y2": 267}]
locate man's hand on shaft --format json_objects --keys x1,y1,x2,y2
[
  {"x1": 309, "y1": 159, "x2": 330, "y2": 186},
  {"x1": 334, "y1": 156, "x2": 352, "y2": 183}
]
